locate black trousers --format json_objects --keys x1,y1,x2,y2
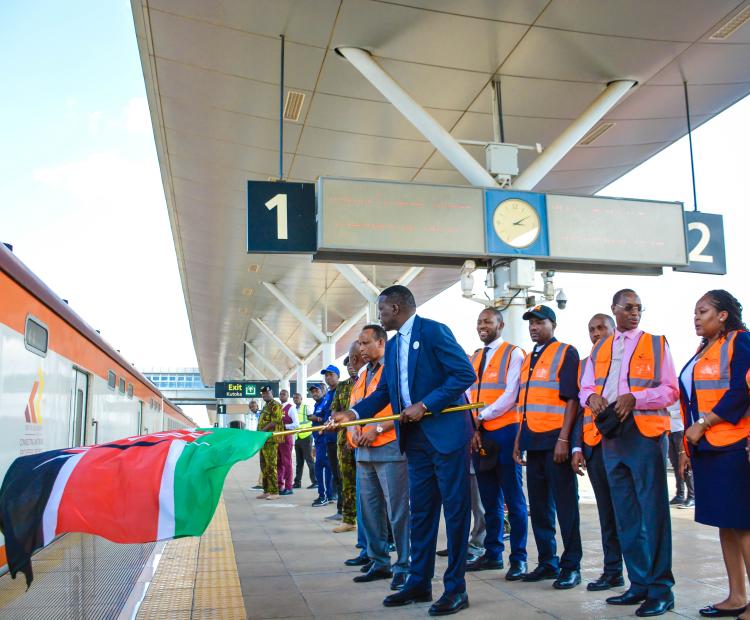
[
  {"x1": 326, "y1": 441, "x2": 342, "y2": 512},
  {"x1": 667, "y1": 431, "x2": 694, "y2": 498},
  {"x1": 294, "y1": 436, "x2": 316, "y2": 486},
  {"x1": 586, "y1": 444, "x2": 623, "y2": 576}
]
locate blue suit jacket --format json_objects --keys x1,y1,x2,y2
[{"x1": 354, "y1": 315, "x2": 477, "y2": 454}]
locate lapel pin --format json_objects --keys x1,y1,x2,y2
[{"x1": 413, "y1": 341, "x2": 420, "y2": 350}]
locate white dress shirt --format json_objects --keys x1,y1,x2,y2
[
  {"x1": 465, "y1": 337, "x2": 524, "y2": 422},
  {"x1": 397, "y1": 313, "x2": 417, "y2": 409},
  {"x1": 282, "y1": 402, "x2": 299, "y2": 430}
]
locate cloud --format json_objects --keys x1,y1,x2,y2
[
  {"x1": 88, "y1": 111, "x2": 103, "y2": 134},
  {"x1": 123, "y1": 97, "x2": 152, "y2": 135}
]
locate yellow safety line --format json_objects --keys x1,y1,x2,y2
[{"x1": 137, "y1": 498, "x2": 246, "y2": 619}]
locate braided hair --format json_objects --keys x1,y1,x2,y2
[{"x1": 704, "y1": 289, "x2": 747, "y2": 334}]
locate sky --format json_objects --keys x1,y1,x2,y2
[{"x1": 2, "y1": 2, "x2": 749, "y2": 425}]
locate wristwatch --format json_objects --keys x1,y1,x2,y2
[{"x1": 376, "y1": 424, "x2": 384, "y2": 434}]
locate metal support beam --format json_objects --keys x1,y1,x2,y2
[
  {"x1": 321, "y1": 341, "x2": 336, "y2": 367},
  {"x1": 512, "y1": 80, "x2": 636, "y2": 190},
  {"x1": 262, "y1": 281, "x2": 327, "y2": 343},
  {"x1": 295, "y1": 363, "x2": 308, "y2": 396},
  {"x1": 337, "y1": 47, "x2": 499, "y2": 189},
  {"x1": 243, "y1": 341, "x2": 283, "y2": 377},
  {"x1": 253, "y1": 319, "x2": 302, "y2": 366},
  {"x1": 236, "y1": 356, "x2": 267, "y2": 380},
  {"x1": 395, "y1": 266, "x2": 424, "y2": 287},
  {"x1": 303, "y1": 342, "x2": 324, "y2": 366},
  {"x1": 332, "y1": 305, "x2": 368, "y2": 342},
  {"x1": 334, "y1": 264, "x2": 380, "y2": 302}
]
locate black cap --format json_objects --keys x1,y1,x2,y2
[
  {"x1": 260, "y1": 385, "x2": 272, "y2": 394},
  {"x1": 308, "y1": 383, "x2": 323, "y2": 392},
  {"x1": 522, "y1": 304, "x2": 556, "y2": 322}
]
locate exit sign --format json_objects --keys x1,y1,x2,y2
[{"x1": 214, "y1": 381, "x2": 279, "y2": 399}]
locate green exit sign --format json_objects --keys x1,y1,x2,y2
[{"x1": 214, "y1": 381, "x2": 279, "y2": 399}]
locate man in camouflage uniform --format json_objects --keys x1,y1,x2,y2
[
  {"x1": 329, "y1": 343, "x2": 366, "y2": 532},
  {"x1": 257, "y1": 385, "x2": 284, "y2": 500}
]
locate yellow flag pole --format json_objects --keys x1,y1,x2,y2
[{"x1": 271, "y1": 402, "x2": 485, "y2": 438}]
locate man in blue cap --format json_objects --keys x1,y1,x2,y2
[
  {"x1": 321, "y1": 365, "x2": 342, "y2": 513},
  {"x1": 309, "y1": 382, "x2": 335, "y2": 506}
]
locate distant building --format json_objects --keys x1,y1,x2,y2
[{"x1": 144, "y1": 368, "x2": 206, "y2": 391}]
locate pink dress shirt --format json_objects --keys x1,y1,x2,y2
[{"x1": 579, "y1": 328, "x2": 679, "y2": 410}]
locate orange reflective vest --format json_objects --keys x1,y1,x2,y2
[
  {"x1": 347, "y1": 364, "x2": 396, "y2": 448},
  {"x1": 519, "y1": 341, "x2": 570, "y2": 433},
  {"x1": 589, "y1": 332, "x2": 670, "y2": 438},
  {"x1": 579, "y1": 356, "x2": 601, "y2": 447},
  {"x1": 468, "y1": 341, "x2": 521, "y2": 430},
  {"x1": 687, "y1": 331, "x2": 750, "y2": 447}
]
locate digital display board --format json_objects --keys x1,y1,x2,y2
[
  {"x1": 317, "y1": 178, "x2": 485, "y2": 257},
  {"x1": 546, "y1": 194, "x2": 687, "y2": 266},
  {"x1": 214, "y1": 381, "x2": 279, "y2": 399}
]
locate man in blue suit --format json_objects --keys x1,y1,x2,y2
[{"x1": 342, "y1": 285, "x2": 477, "y2": 616}]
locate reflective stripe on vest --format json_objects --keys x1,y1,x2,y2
[
  {"x1": 579, "y1": 356, "x2": 601, "y2": 447},
  {"x1": 519, "y1": 341, "x2": 569, "y2": 433},
  {"x1": 693, "y1": 331, "x2": 750, "y2": 447},
  {"x1": 468, "y1": 341, "x2": 520, "y2": 431},
  {"x1": 347, "y1": 364, "x2": 396, "y2": 448},
  {"x1": 296, "y1": 404, "x2": 313, "y2": 439},
  {"x1": 590, "y1": 332, "x2": 670, "y2": 438}
]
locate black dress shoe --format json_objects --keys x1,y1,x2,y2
[
  {"x1": 436, "y1": 548, "x2": 449, "y2": 557},
  {"x1": 699, "y1": 604, "x2": 748, "y2": 617},
  {"x1": 429, "y1": 591, "x2": 469, "y2": 616},
  {"x1": 636, "y1": 596, "x2": 675, "y2": 617},
  {"x1": 553, "y1": 568, "x2": 581, "y2": 589},
  {"x1": 360, "y1": 560, "x2": 374, "y2": 573},
  {"x1": 344, "y1": 554, "x2": 369, "y2": 567},
  {"x1": 390, "y1": 572, "x2": 408, "y2": 590},
  {"x1": 607, "y1": 589, "x2": 648, "y2": 605},
  {"x1": 306, "y1": 483, "x2": 318, "y2": 489},
  {"x1": 588, "y1": 572, "x2": 625, "y2": 591},
  {"x1": 522, "y1": 564, "x2": 560, "y2": 582},
  {"x1": 383, "y1": 586, "x2": 433, "y2": 607},
  {"x1": 505, "y1": 560, "x2": 527, "y2": 581},
  {"x1": 466, "y1": 555, "x2": 504, "y2": 571},
  {"x1": 354, "y1": 566, "x2": 392, "y2": 583}
]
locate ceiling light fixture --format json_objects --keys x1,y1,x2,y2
[
  {"x1": 710, "y1": 5, "x2": 750, "y2": 39},
  {"x1": 578, "y1": 122, "x2": 616, "y2": 146},
  {"x1": 283, "y1": 90, "x2": 305, "y2": 122}
]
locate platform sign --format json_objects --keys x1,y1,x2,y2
[
  {"x1": 247, "y1": 181, "x2": 316, "y2": 253},
  {"x1": 674, "y1": 212, "x2": 726, "y2": 275},
  {"x1": 216, "y1": 404, "x2": 227, "y2": 415},
  {"x1": 215, "y1": 381, "x2": 279, "y2": 399}
]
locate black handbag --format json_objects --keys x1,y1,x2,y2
[
  {"x1": 477, "y1": 432, "x2": 499, "y2": 472},
  {"x1": 594, "y1": 403, "x2": 621, "y2": 439}
]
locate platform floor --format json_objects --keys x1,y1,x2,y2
[{"x1": 0, "y1": 455, "x2": 728, "y2": 620}]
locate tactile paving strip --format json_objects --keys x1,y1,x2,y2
[
  {"x1": 0, "y1": 533, "x2": 156, "y2": 620},
  {"x1": 136, "y1": 498, "x2": 246, "y2": 619}
]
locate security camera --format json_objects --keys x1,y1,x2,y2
[
  {"x1": 460, "y1": 260, "x2": 476, "y2": 297},
  {"x1": 556, "y1": 289, "x2": 568, "y2": 310}
]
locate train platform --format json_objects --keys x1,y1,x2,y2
[{"x1": 0, "y1": 456, "x2": 724, "y2": 620}]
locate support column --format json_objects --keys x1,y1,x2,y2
[
  {"x1": 296, "y1": 363, "x2": 308, "y2": 396},
  {"x1": 322, "y1": 340, "x2": 336, "y2": 368},
  {"x1": 493, "y1": 262, "x2": 531, "y2": 349},
  {"x1": 280, "y1": 378, "x2": 291, "y2": 393}
]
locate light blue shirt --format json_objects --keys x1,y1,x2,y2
[{"x1": 398, "y1": 313, "x2": 417, "y2": 409}]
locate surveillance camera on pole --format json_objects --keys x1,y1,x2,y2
[{"x1": 556, "y1": 289, "x2": 568, "y2": 310}]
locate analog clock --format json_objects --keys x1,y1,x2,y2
[{"x1": 492, "y1": 198, "x2": 541, "y2": 248}]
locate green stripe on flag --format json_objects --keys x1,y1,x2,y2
[{"x1": 172, "y1": 429, "x2": 270, "y2": 537}]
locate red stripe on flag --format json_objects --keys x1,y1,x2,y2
[{"x1": 55, "y1": 440, "x2": 172, "y2": 543}]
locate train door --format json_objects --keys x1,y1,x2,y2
[
  {"x1": 70, "y1": 369, "x2": 89, "y2": 447},
  {"x1": 137, "y1": 401, "x2": 145, "y2": 435}
]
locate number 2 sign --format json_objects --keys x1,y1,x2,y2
[
  {"x1": 247, "y1": 181, "x2": 316, "y2": 254},
  {"x1": 675, "y1": 212, "x2": 726, "y2": 275}
]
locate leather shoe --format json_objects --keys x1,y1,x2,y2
[
  {"x1": 360, "y1": 560, "x2": 374, "y2": 573},
  {"x1": 383, "y1": 586, "x2": 433, "y2": 607},
  {"x1": 699, "y1": 604, "x2": 748, "y2": 617},
  {"x1": 353, "y1": 566, "x2": 392, "y2": 583},
  {"x1": 436, "y1": 548, "x2": 449, "y2": 557},
  {"x1": 636, "y1": 596, "x2": 675, "y2": 617},
  {"x1": 344, "y1": 555, "x2": 369, "y2": 566},
  {"x1": 522, "y1": 564, "x2": 560, "y2": 582},
  {"x1": 429, "y1": 591, "x2": 469, "y2": 616},
  {"x1": 607, "y1": 589, "x2": 648, "y2": 605},
  {"x1": 553, "y1": 568, "x2": 581, "y2": 590},
  {"x1": 390, "y1": 572, "x2": 408, "y2": 590},
  {"x1": 505, "y1": 560, "x2": 527, "y2": 581},
  {"x1": 466, "y1": 555, "x2": 504, "y2": 571},
  {"x1": 588, "y1": 572, "x2": 625, "y2": 591}
]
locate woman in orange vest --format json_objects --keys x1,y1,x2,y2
[{"x1": 678, "y1": 290, "x2": 750, "y2": 620}]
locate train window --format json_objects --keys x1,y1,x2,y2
[
  {"x1": 127, "y1": 383, "x2": 133, "y2": 399},
  {"x1": 24, "y1": 316, "x2": 48, "y2": 357},
  {"x1": 119, "y1": 378, "x2": 126, "y2": 394},
  {"x1": 108, "y1": 371, "x2": 117, "y2": 390}
]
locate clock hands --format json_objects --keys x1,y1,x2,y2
[{"x1": 513, "y1": 216, "x2": 530, "y2": 226}]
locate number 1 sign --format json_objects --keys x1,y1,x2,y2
[
  {"x1": 247, "y1": 181, "x2": 316, "y2": 254},
  {"x1": 675, "y1": 211, "x2": 727, "y2": 275}
]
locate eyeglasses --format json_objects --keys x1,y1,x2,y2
[{"x1": 614, "y1": 303, "x2": 645, "y2": 313}]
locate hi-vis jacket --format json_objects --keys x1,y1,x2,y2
[
  {"x1": 683, "y1": 330, "x2": 750, "y2": 447},
  {"x1": 468, "y1": 342, "x2": 521, "y2": 431},
  {"x1": 519, "y1": 341, "x2": 570, "y2": 433},
  {"x1": 589, "y1": 333, "x2": 670, "y2": 438},
  {"x1": 579, "y1": 357, "x2": 602, "y2": 447},
  {"x1": 347, "y1": 364, "x2": 396, "y2": 448}
]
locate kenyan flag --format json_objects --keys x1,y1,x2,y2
[{"x1": 0, "y1": 428, "x2": 269, "y2": 586}]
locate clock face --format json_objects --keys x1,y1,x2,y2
[{"x1": 492, "y1": 198, "x2": 541, "y2": 248}]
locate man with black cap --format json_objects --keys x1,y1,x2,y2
[
  {"x1": 257, "y1": 385, "x2": 285, "y2": 501},
  {"x1": 513, "y1": 305, "x2": 583, "y2": 589},
  {"x1": 321, "y1": 365, "x2": 342, "y2": 512}
]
